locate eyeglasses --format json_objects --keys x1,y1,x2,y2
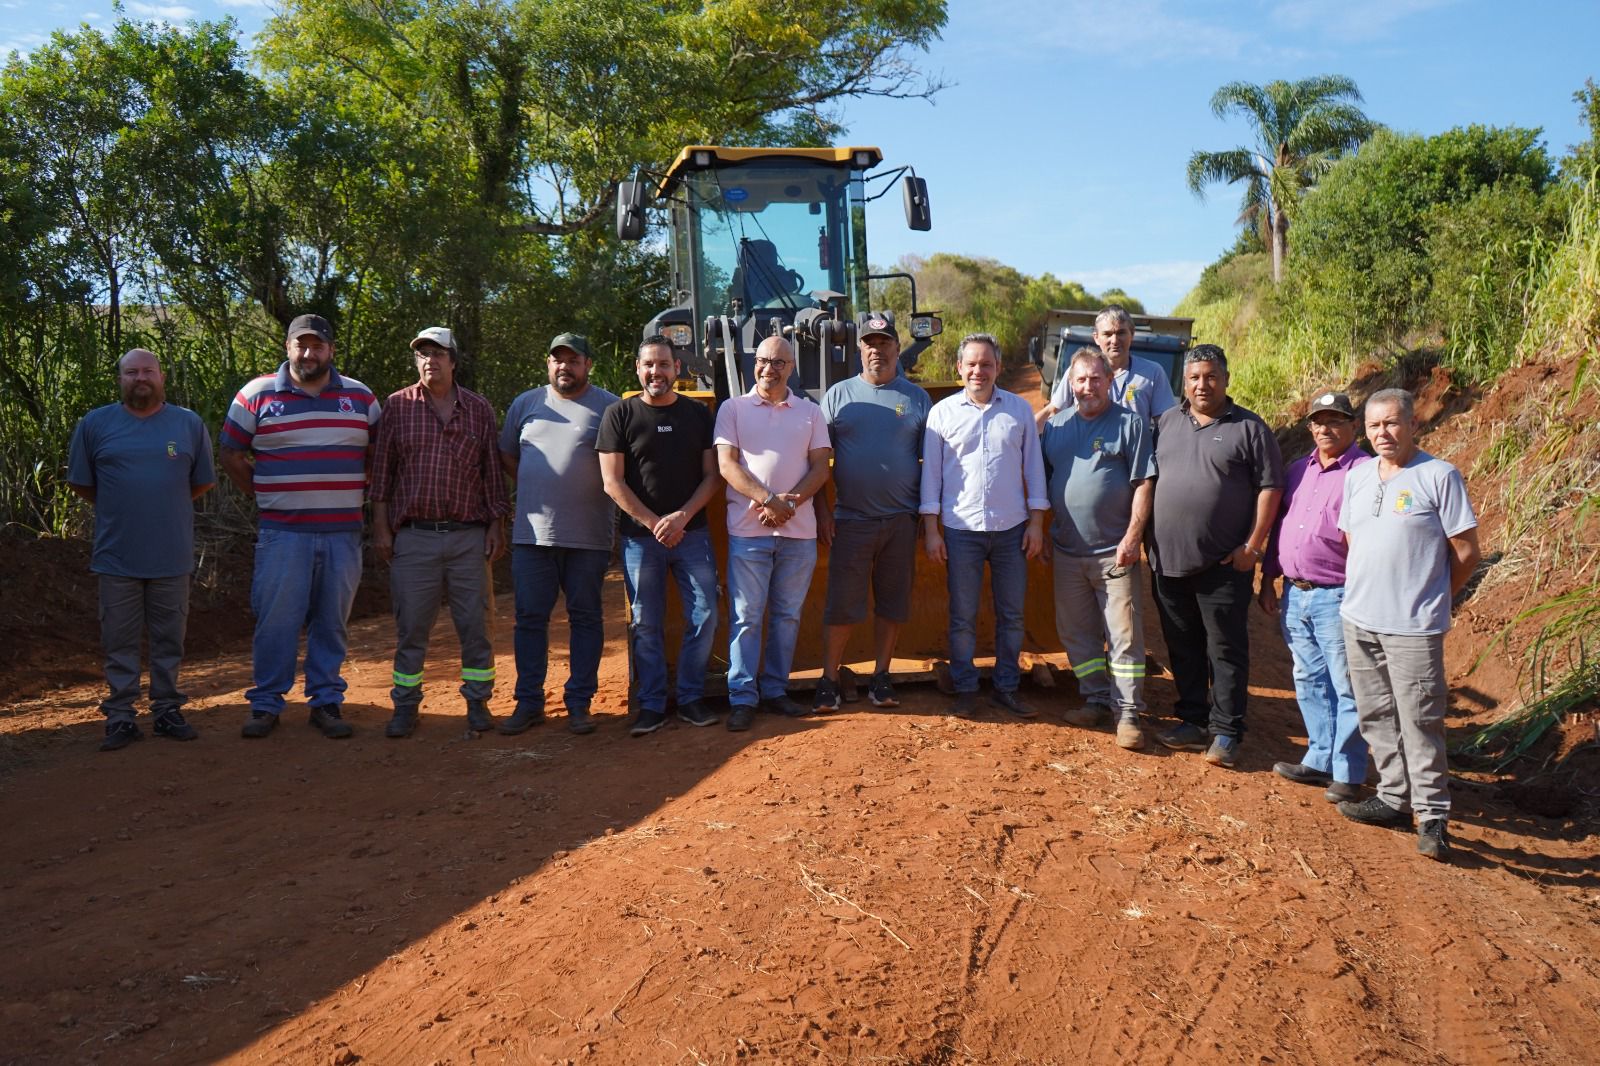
[
  {"x1": 754, "y1": 358, "x2": 790, "y2": 370},
  {"x1": 1372, "y1": 481, "x2": 1386, "y2": 517}
]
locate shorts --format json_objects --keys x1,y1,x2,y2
[{"x1": 823, "y1": 513, "x2": 917, "y2": 625}]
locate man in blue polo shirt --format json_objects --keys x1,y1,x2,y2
[
  {"x1": 1036, "y1": 305, "x2": 1177, "y2": 429},
  {"x1": 221, "y1": 314, "x2": 381, "y2": 740}
]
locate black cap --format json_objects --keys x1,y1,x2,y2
[
  {"x1": 287, "y1": 314, "x2": 333, "y2": 343},
  {"x1": 1307, "y1": 391, "x2": 1356, "y2": 419},
  {"x1": 548, "y1": 332, "x2": 592, "y2": 359},
  {"x1": 857, "y1": 310, "x2": 898, "y2": 342}
]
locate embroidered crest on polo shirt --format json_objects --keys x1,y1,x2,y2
[
  {"x1": 339, "y1": 397, "x2": 355, "y2": 414},
  {"x1": 1393, "y1": 489, "x2": 1416, "y2": 515},
  {"x1": 267, "y1": 400, "x2": 285, "y2": 417},
  {"x1": 166, "y1": 441, "x2": 177, "y2": 458}
]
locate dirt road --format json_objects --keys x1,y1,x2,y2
[{"x1": 3, "y1": 565, "x2": 1597, "y2": 1065}]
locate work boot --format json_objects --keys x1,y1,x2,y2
[
  {"x1": 385, "y1": 707, "x2": 418, "y2": 738},
  {"x1": 1273, "y1": 762, "x2": 1331, "y2": 786},
  {"x1": 991, "y1": 690, "x2": 1037, "y2": 719},
  {"x1": 1324, "y1": 781, "x2": 1362, "y2": 803},
  {"x1": 812, "y1": 677, "x2": 841, "y2": 713},
  {"x1": 100, "y1": 719, "x2": 144, "y2": 752},
  {"x1": 498, "y1": 703, "x2": 546, "y2": 735},
  {"x1": 151, "y1": 709, "x2": 198, "y2": 741},
  {"x1": 1338, "y1": 795, "x2": 1410, "y2": 828},
  {"x1": 951, "y1": 691, "x2": 981, "y2": 719},
  {"x1": 309, "y1": 704, "x2": 353, "y2": 739},
  {"x1": 240, "y1": 710, "x2": 278, "y2": 739},
  {"x1": 566, "y1": 706, "x2": 596, "y2": 735},
  {"x1": 1062, "y1": 702, "x2": 1110, "y2": 728},
  {"x1": 1115, "y1": 718, "x2": 1146, "y2": 750},
  {"x1": 726, "y1": 705, "x2": 756, "y2": 732},
  {"x1": 465, "y1": 699, "x2": 495, "y2": 732},
  {"x1": 1155, "y1": 722, "x2": 1209, "y2": 752},
  {"x1": 1204, "y1": 734, "x2": 1239, "y2": 769},
  {"x1": 1417, "y1": 819, "x2": 1451, "y2": 862}
]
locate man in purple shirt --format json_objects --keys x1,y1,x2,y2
[{"x1": 1259, "y1": 391, "x2": 1370, "y2": 801}]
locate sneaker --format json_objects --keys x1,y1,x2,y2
[
  {"x1": 629, "y1": 708, "x2": 668, "y2": 737},
  {"x1": 951, "y1": 691, "x2": 981, "y2": 719},
  {"x1": 1273, "y1": 761, "x2": 1331, "y2": 787},
  {"x1": 726, "y1": 705, "x2": 756, "y2": 732},
  {"x1": 761, "y1": 695, "x2": 810, "y2": 718},
  {"x1": 1204, "y1": 734, "x2": 1239, "y2": 768},
  {"x1": 813, "y1": 677, "x2": 841, "y2": 713},
  {"x1": 1155, "y1": 722, "x2": 1209, "y2": 752},
  {"x1": 991, "y1": 690, "x2": 1037, "y2": 719},
  {"x1": 385, "y1": 707, "x2": 418, "y2": 739},
  {"x1": 1115, "y1": 718, "x2": 1146, "y2": 750},
  {"x1": 1417, "y1": 819, "x2": 1451, "y2": 862},
  {"x1": 100, "y1": 720, "x2": 144, "y2": 752},
  {"x1": 1324, "y1": 781, "x2": 1362, "y2": 803},
  {"x1": 1338, "y1": 796, "x2": 1410, "y2": 828},
  {"x1": 498, "y1": 703, "x2": 546, "y2": 735},
  {"x1": 867, "y1": 673, "x2": 900, "y2": 709},
  {"x1": 566, "y1": 706, "x2": 596, "y2": 735},
  {"x1": 309, "y1": 704, "x2": 353, "y2": 739},
  {"x1": 465, "y1": 699, "x2": 495, "y2": 732},
  {"x1": 676, "y1": 700, "x2": 719, "y2": 727},
  {"x1": 240, "y1": 710, "x2": 278, "y2": 739},
  {"x1": 151, "y1": 709, "x2": 198, "y2": 741},
  {"x1": 1062, "y1": 702, "x2": 1109, "y2": 728}
]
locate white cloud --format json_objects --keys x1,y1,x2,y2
[
  {"x1": 127, "y1": 2, "x2": 197, "y2": 18},
  {"x1": 0, "y1": 31, "x2": 48, "y2": 55}
]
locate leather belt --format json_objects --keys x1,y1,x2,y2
[
  {"x1": 1288, "y1": 578, "x2": 1337, "y2": 591},
  {"x1": 403, "y1": 519, "x2": 485, "y2": 532}
]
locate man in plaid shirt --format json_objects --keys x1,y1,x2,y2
[{"x1": 370, "y1": 326, "x2": 511, "y2": 737}]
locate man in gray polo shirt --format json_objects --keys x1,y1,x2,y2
[
  {"x1": 1042, "y1": 346, "x2": 1155, "y2": 750},
  {"x1": 1336, "y1": 388, "x2": 1479, "y2": 862},
  {"x1": 499, "y1": 332, "x2": 620, "y2": 735},
  {"x1": 1149, "y1": 344, "x2": 1283, "y2": 768},
  {"x1": 815, "y1": 311, "x2": 932, "y2": 712},
  {"x1": 68, "y1": 349, "x2": 216, "y2": 750}
]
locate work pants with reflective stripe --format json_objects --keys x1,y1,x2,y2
[
  {"x1": 390, "y1": 525, "x2": 495, "y2": 709},
  {"x1": 1051, "y1": 552, "x2": 1146, "y2": 719}
]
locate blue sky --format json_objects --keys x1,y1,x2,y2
[{"x1": 8, "y1": 0, "x2": 1599, "y2": 312}]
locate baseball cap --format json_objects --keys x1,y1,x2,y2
[
  {"x1": 548, "y1": 332, "x2": 592, "y2": 359},
  {"x1": 410, "y1": 326, "x2": 457, "y2": 353},
  {"x1": 1307, "y1": 391, "x2": 1356, "y2": 419},
  {"x1": 858, "y1": 310, "x2": 898, "y2": 342},
  {"x1": 287, "y1": 313, "x2": 333, "y2": 343}
]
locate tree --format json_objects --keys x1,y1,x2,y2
[{"x1": 1186, "y1": 75, "x2": 1376, "y2": 283}]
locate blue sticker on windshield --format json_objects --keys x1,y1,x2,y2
[{"x1": 723, "y1": 187, "x2": 749, "y2": 203}]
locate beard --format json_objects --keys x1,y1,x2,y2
[{"x1": 122, "y1": 382, "x2": 163, "y2": 411}]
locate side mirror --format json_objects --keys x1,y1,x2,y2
[
  {"x1": 909, "y1": 312, "x2": 942, "y2": 340},
  {"x1": 616, "y1": 180, "x2": 647, "y2": 241},
  {"x1": 903, "y1": 176, "x2": 931, "y2": 231}
]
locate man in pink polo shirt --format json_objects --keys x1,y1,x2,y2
[
  {"x1": 1259, "y1": 391, "x2": 1372, "y2": 801},
  {"x1": 714, "y1": 337, "x2": 832, "y2": 731}
]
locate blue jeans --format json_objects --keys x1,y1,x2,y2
[
  {"x1": 726, "y1": 535, "x2": 817, "y2": 707},
  {"x1": 622, "y1": 530, "x2": 719, "y2": 711},
  {"x1": 944, "y1": 524, "x2": 1027, "y2": 694},
  {"x1": 1281, "y1": 583, "x2": 1367, "y2": 783},
  {"x1": 512, "y1": 544, "x2": 609, "y2": 710},
  {"x1": 247, "y1": 528, "x2": 362, "y2": 714}
]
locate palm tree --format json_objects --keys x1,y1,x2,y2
[{"x1": 1186, "y1": 75, "x2": 1377, "y2": 282}]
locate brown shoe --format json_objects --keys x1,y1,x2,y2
[
  {"x1": 1062, "y1": 702, "x2": 1110, "y2": 728},
  {"x1": 1115, "y1": 718, "x2": 1146, "y2": 750}
]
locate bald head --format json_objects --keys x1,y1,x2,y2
[
  {"x1": 752, "y1": 336, "x2": 795, "y2": 401},
  {"x1": 117, "y1": 348, "x2": 165, "y2": 412}
]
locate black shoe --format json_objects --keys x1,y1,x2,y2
[
  {"x1": 1417, "y1": 819, "x2": 1451, "y2": 862},
  {"x1": 385, "y1": 708, "x2": 418, "y2": 738},
  {"x1": 1273, "y1": 761, "x2": 1332, "y2": 786},
  {"x1": 566, "y1": 707, "x2": 596, "y2": 735},
  {"x1": 676, "y1": 700, "x2": 719, "y2": 728},
  {"x1": 1338, "y1": 796, "x2": 1410, "y2": 828},
  {"x1": 1324, "y1": 781, "x2": 1362, "y2": 803},
  {"x1": 867, "y1": 672, "x2": 899, "y2": 709},
  {"x1": 951, "y1": 691, "x2": 980, "y2": 719},
  {"x1": 100, "y1": 720, "x2": 144, "y2": 751},
  {"x1": 991, "y1": 689, "x2": 1037, "y2": 719},
  {"x1": 813, "y1": 677, "x2": 841, "y2": 713},
  {"x1": 465, "y1": 699, "x2": 495, "y2": 732},
  {"x1": 309, "y1": 704, "x2": 353, "y2": 739},
  {"x1": 761, "y1": 695, "x2": 810, "y2": 718},
  {"x1": 1155, "y1": 722, "x2": 1209, "y2": 752},
  {"x1": 151, "y1": 709, "x2": 198, "y2": 741},
  {"x1": 726, "y1": 705, "x2": 756, "y2": 732},
  {"x1": 498, "y1": 703, "x2": 546, "y2": 735},
  {"x1": 629, "y1": 708, "x2": 668, "y2": 737},
  {"x1": 241, "y1": 710, "x2": 278, "y2": 739}
]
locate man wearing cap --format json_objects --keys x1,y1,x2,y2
[
  {"x1": 68, "y1": 348, "x2": 216, "y2": 751},
  {"x1": 813, "y1": 311, "x2": 932, "y2": 712},
  {"x1": 597, "y1": 335, "x2": 723, "y2": 736},
  {"x1": 1042, "y1": 346, "x2": 1155, "y2": 749},
  {"x1": 1258, "y1": 391, "x2": 1371, "y2": 801},
  {"x1": 369, "y1": 327, "x2": 511, "y2": 738},
  {"x1": 1148, "y1": 344, "x2": 1283, "y2": 767},
  {"x1": 221, "y1": 314, "x2": 381, "y2": 739},
  {"x1": 714, "y1": 335, "x2": 832, "y2": 732},
  {"x1": 1035, "y1": 305, "x2": 1177, "y2": 430},
  {"x1": 920, "y1": 333, "x2": 1050, "y2": 719},
  {"x1": 498, "y1": 333, "x2": 620, "y2": 736},
  {"x1": 1336, "y1": 388, "x2": 1480, "y2": 862}
]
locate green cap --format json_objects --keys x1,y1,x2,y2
[{"x1": 548, "y1": 332, "x2": 592, "y2": 359}]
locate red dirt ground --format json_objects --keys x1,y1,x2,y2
[{"x1": 2, "y1": 364, "x2": 1596, "y2": 1065}]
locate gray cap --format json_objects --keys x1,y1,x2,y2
[
  {"x1": 410, "y1": 326, "x2": 457, "y2": 353},
  {"x1": 287, "y1": 313, "x2": 333, "y2": 343},
  {"x1": 857, "y1": 310, "x2": 898, "y2": 342},
  {"x1": 548, "y1": 332, "x2": 592, "y2": 359},
  {"x1": 1307, "y1": 391, "x2": 1356, "y2": 419}
]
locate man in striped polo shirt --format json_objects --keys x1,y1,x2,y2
[{"x1": 221, "y1": 314, "x2": 382, "y2": 739}]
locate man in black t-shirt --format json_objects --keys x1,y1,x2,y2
[{"x1": 597, "y1": 336, "x2": 723, "y2": 735}]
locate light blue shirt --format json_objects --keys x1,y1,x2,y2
[
  {"x1": 919, "y1": 387, "x2": 1048, "y2": 531},
  {"x1": 1051, "y1": 353, "x2": 1176, "y2": 424}
]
